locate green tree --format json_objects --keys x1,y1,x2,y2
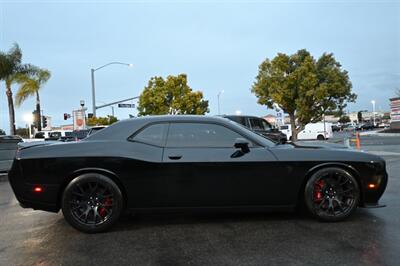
[
  {"x1": 15, "y1": 127, "x2": 29, "y2": 138},
  {"x1": 252, "y1": 49, "x2": 356, "y2": 141},
  {"x1": 137, "y1": 74, "x2": 209, "y2": 116},
  {"x1": 87, "y1": 115, "x2": 118, "y2": 126},
  {"x1": 338, "y1": 115, "x2": 351, "y2": 124},
  {"x1": 14, "y1": 68, "x2": 51, "y2": 131},
  {"x1": 0, "y1": 43, "x2": 36, "y2": 135}
]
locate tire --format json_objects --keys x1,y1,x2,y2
[
  {"x1": 62, "y1": 173, "x2": 124, "y2": 233},
  {"x1": 304, "y1": 167, "x2": 360, "y2": 222},
  {"x1": 317, "y1": 134, "x2": 325, "y2": 140}
]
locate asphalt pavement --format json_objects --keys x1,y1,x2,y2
[{"x1": 1, "y1": 136, "x2": 399, "y2": 266}]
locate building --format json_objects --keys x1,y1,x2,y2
[{"x1": 390, "y1": 97, "x2": 400, "y2": 129}]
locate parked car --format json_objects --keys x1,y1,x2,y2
[
  {"x1": 0, "y1": 135, "x2": 23, "y2": 173},
  {"x1": 357, "y1": 123, "x2": 374, "y2": 131},
  {"x1": 331, "y1": 124, "x2": 341, "y2": 132},
  {"x1": 222, "y1": 115, "x2": 287, "y2": 143},
  {"x1": 9, "y1": 116, "x2": 388, "y2": 233},
  {"x1": 280, "y1": 122, "x2": 333, "y2": 141},
  {"x1": 87, "y1": 126, "x2": 108, "y2": 136},
  {"x1": 46, "y1": 130, "x2": 73, "y2": 141},
  {"x1": 34, "y1": 131, "x2": 51, "y2": 139},
  {"x1": 341, "y1": 124, "x2": 356, "y2": 132}
]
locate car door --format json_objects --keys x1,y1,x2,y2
[{"x1": 162, "y1": 122, "x2": 278, "y2": 208}]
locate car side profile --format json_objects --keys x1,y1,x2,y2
[{"x1": 9, "y1": 116, "x2": 388, "y2": 233}]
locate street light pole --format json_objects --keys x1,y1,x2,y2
[
  {"x1": 90, "y1": 62, "x2": 133, "y2": 117},
  {"x1": 91, "y1": 69, "x2": 96, "y2": 117},
  {"x1": 371, "y1": 100, "x2": 376, "y2": 126},
  {"x1": 217, "y1": 90, "x2": 224, "y2": 115}
]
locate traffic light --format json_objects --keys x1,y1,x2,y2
[
  {"x1": 88, "y1": 113, "x2": 93, "y2": 119},
  {"x1": 42, "y1": 116, "x2": 48, "y2": 128},
  {"x1": 64, "y1": 113, "x2": 68, "y2": 120}
]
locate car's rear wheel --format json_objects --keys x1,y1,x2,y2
[
  {"x1": 317, "y1": 134, "x2": 325, "y2": 140},
  {"x1": 304, "y1": 167, "x2": 360, "y2": 222},
  {"x1": 61, "y1": 173, "x2": 123, "y2": 233}
]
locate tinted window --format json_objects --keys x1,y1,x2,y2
[
  {"x1": 166, "y1": 123, "x2": 244, "y2": 148},
  {"x1": 280, "y1": 125, "x2": 288, "y2": 130},
  {"x1": 249, "y1": 118, "x2": 271, "y2": 130},
  {"x1": 132, "y1": 123, "x2": 167, "y2": 146}
]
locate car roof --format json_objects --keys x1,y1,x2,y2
[
  {"x1": 222, "y1": 115, "x2": 263, "y2": 119},
  {"x1": 85, "y1": 115, "x2": 275, "y2": 147},
  {"x1": 86, "y1": 115, "x2": 231, "y2": 140}
]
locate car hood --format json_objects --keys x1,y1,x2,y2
[{"x1": 270, "y1": 141, "x2": 383, "y2": 163}]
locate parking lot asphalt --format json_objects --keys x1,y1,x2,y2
[{"x1": 1, "y1": 136, "x2": 399, "y2": 266}]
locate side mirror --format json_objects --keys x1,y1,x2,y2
[{"x1": 234, "y1": 138, "x2": 250, "y2": 154}]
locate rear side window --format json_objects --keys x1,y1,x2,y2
[
  {"x1": 166, "y1": 123, "x2": 245, "y2": 148},
  {"x1": 131, "y1": 123, "x2": 167, "y2": 146}
]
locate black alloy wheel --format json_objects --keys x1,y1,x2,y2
[
  {"x1": 304, "y1": 167, "x2": 360, "y2": 222},
  {"x1": 62, "y1": 173, "x2": 123, "y2": 233}
]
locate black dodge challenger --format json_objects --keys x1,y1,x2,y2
[{"x1": 9, "y1": 116, "x2": 388, "y2": 233}]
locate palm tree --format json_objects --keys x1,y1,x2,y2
[
  {"x1": 14, "y1": 68, "x2": 51, "y2": 131},
  {"x1": 0, "y1": 43, "x2": 35, "y2": 135}
]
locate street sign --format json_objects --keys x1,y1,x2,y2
[{"x1": 118, "y1": 103, "x2": 135, "y2": 108}]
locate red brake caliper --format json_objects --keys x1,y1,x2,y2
[
  {"x1": 313, "y1": 180, "x2": 325, "y2": 202},
  {"x1": 99, "y1": 198, "x2": 112, "y2": 218}
]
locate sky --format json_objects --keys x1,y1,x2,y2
[{"x1": 0, "y1": 0, "x2": 399, "y2": 132}]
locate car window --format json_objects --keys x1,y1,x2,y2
[
  {"x1": 166, "y1": 123, "x2": 246, "y2": 148},
  {"x1": 261, "y1": 120, "x2": 272, "y2": 130},
  {"x1": 49, "y1": 132, "x2": 61, "y2": 138},
  {"x1": 249, "y1": 118, "x2": 265, "y2": 130},
  {"x1": 132, "y1": 123, "x2": 167, "y2": 146},
  {"x1": 280, "y1": 125, "x2": 288, "y2": 130}
]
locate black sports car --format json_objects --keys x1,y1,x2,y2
[{"x1": 9, "y1": 116, "x2": 388, "y2": 233}]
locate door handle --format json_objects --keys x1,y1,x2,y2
[{"x1": 168, "y1": 154, "x2": 182, "y2": 160}]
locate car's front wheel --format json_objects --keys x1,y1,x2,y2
[
  {"x1": 61, "y1": 173, "x2": 124, "y2": 233},
  {"x1": 304, "y1": 167, "x2": 360, "y2": 222}
]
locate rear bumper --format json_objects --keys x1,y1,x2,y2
[{"x1": 8, "y1": 159, "x2": 60, "y2": 212}]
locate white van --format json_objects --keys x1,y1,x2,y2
[{"x1": 280, "y1": 122, "x2": 333, "y2": 140}]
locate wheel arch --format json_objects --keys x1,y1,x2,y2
[
  {"x1": 297, "y1": 162, "x2": 364, "y2": 207},
  {"x1": 57, "y1": 168, "x2": 128, "y2": 210}
]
